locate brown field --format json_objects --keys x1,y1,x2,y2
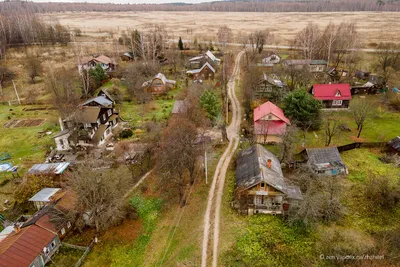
[
  {"x1": 3, "y1": 119, "x2": 46, "y2": 128},
  {"x1": 41, "y1": 11, "x2": 400, "y2": 46}
]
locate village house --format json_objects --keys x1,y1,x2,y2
[
  {"x1": 284, "y1": 59, "x2": 327, "y2": 73},
  {"x1": 303, "y1": 147, "x2": 348, "y2": 176},
  {"x1": 188, "y1": 50, "x2": 220, "y2": 68},
  {"x1": 253, "y1": 101, "x2": 291, "y2": 144},
  {"x1": 142, "y1": 73, "x2": 176, "y2": 95},
  {"x1": 78, "y1": 55, "x2": 117, "y2": 74},
  {"x1": 310, "y1": 84, "x2": 352, "y2": 109},
  {"x1": 234, "y1": 145, "x2": 302, "y2": 215},
  {"x1": 255, "y1": 73, "x2": 287, "y2": 99},
  {"x1": 0, "y1": 190, "x2": 75, "y2": 267},
  {"x1": 53, "y1": 89, "x2": 119, "y2": 151},
  {"x1": 257, "y1": 53, "x2": 281, "y2": 67},
  {"x1": 121, "y1": 52, "x2": 134, "y2": 61},
  {"x1": 186, "y1": 62, "x2": 216, "y2": 80},
  {"x1": 368, "y1": 73, "x2": 385, "y2": 88}
]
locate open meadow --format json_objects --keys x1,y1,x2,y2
[{"x1": 41, "y1": 11, "x2": 400, "y2": 46}]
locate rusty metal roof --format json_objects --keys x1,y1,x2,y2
[{"x1": 0, "y1": 225, "x2": 56, "y2": 267}]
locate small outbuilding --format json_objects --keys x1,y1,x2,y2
[
  {"x1": 304, "y1": 147, "x2": 348, "y2": 176},
  {"x1": 29, "y1": 188, "x2": 61, "y2": 210},
  {"x1": 388, "y1": 136, "x2": 400, "y2": 154}
]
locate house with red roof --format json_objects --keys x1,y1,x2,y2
[
  {"x1": 254, "y1": 101, "x2": 291, "y2": 144},
  {"x1": 310, "y1": 84, "x2": 352, "y2": 109}
]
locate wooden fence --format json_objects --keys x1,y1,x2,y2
[
  {"x1": 337, "y1": 142, "x2": 387, "y2": 152},
  {"x1": 62, "y1": 240, "x2": 95, "y2": 267}
]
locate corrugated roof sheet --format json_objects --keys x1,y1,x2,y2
[
  {"x1": 81, "y1": 96, "x2": 113, "y2": 107},
  {"x1": 187, "y1": 62, "x2": 216, "y2": 74},
  {"x1": 29, "y1": 188, "x2": 61, "y2": 202},
  {"x1": 306, "y1": 147, "x2": 344, "y2": 165},
  {"x1": 311, "y1": 60, "x2": 328, "y2": 65},
  {"x1": 75, "y1": 106, "x2": 101, "y2": 124},
  {"x1": 26, "y1": 162, "x2": 70, "y2": 175},
  {"x1": 0, "y1": 225, "x2": 56, "y2": 267},
  {"x1": 205, "y1": 50, "x2": 220, "y2": 62},
  {"x1": 312, "y1": 84, "x2": 352, "y2": 100}
]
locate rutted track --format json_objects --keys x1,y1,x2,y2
[{"x1": 201, "y1": 51, "x2": 244, "y2": 267}]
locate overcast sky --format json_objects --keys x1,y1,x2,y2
[{"x1": 31, "y1": 0, "x2": 218, "y2": 3}]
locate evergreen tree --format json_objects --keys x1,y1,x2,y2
[
  {"x1": 89, "y1": 64, "x2": 107, "y2": 88},
  {"x1": 178, "y1": 37, "x2": 184, "y2": 50},
  {"x1": 283, "y1": 90, "x2": 322, "y2": 130},
  {"x1": 200, "y1": 90, "x2": 221, "y2": 123}
]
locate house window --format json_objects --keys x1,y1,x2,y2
[
  {"x1": 268, "y1": 115, "x2": 272, "y2": 120},
  {"x1": 43, "y1": 247, "x2": 49, "y2": 255},
  {"x1": 50, "y1": 241, "x2": 56, "y2": 249},
  {"x1": 335, "y1": 90, "x2": 342, "y2": 97},
  {"x1": 332, "y1": 100, "x2": 343, "y2": 106},
  {"x1": 107, "y1": 109, "x2": 112, "y2": 116},
  {"x1": 260, "y1": 182, "x2": 265, "y2": 189},
  {"x1": 97, "y1": 119, "x2": 100, "y2": 125},
  {"x1": 84, "y1": 123, "x2": 91, "y2": 128},
  {"x1": 103, "y1": 114, "x2": 106, "y2": 121},
  {"x1": 61, "y1": 228, "x2": 66, "y2": 235}
]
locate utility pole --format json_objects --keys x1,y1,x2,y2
[
  {"x1": 204, "y1": 150, "x2": 208, "y2": 184},
  {"x1": 12, "y1": 80, "x2": 20, "y2": 105}
]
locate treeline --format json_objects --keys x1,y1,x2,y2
[
  {"x1": 0, "y1": 0, "x2": 399, "y2": 13},
  {"x1": 0, "y1": 5, "x2": 70, "y2": 58}
]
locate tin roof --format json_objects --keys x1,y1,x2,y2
[
  {"x1": 306, "y1": 147, "x2": 346, "y2": 170},
  {"x1": 312, "y1": 84, "x2": 352, "y2": 100},
  {"x1": 205, "y1": 50, "x2": 220, "y2": 62},
  {"x1": 311, "y1": 60, "x2": 328, "y2": 65},
  {"x1": 26, "y1": 162, "x2": 70, "y2": 176},
  {"x1": 81, "y1": 96, "x2": 113, "y2": 107},
  {"x1": 187, "y1": 62, "x2": 216, "y2": 74},
  {"x1": 0, "y1": 225, "x2": 56, "y2": 267},
  {"x1": 253, "y1": 101, "x2": 290, "y2": 125},
  {"x1": 29, "y1": 188, "x2": 61, "y2": 202}
]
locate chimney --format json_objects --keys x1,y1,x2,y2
[
  {"x1": 59, "y1": 117, "x2": 64, "y2": 131},
  {"x1": 13, "y1": 224, "x2": 20, "y2": 234},
  {"x1": 267, "y1": 159, "x2": 272, "y2": 169}
]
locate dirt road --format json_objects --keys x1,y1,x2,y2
[{"x1": 201, "y1": 50, "x2": 244, "y2": 267}]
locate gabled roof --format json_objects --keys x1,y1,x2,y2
[
  {"x1": 306, "y1": 147, "x2": 346, "y2": 169},
  {"x1": 263, "y1": 73, "x2": 285, "y2": 87},
  {"x1": 311, "y1": 84, "x2": 352, "y2": 100},
  {"x1": 94, "y1": 55, "x2": 116, "y2": 65},
  {"x1": 262, "y1": 54, "x2": 281, "y2": 64},
  {"x1": 253, "y1": 101, "x2": 290, "y2": 125},
  {"x1": 311, "y1": 60, "x2": 328, "y2": 65},
  {"x1": 29, "y1": 188, "x2": 61, "y2": 202},
  {"x1": 186, "y1": 62, "x2": 216, "y2": 74},
  {"x1": 236, "y1": 145, "x2": 302, "y2": 200},
  {"x1": 26, "y1": 162, "x2": 70, "y2": 176},
  {"x1": 0, "y1": 225, "x2": 57, "y2": 267},
  {"x1": 142, "y1": 73, "x2": 176, "y2": 87},
  {"x1": 285, "y1": 59, "x2": 312, "y2": 66},
  {"x1": 205, "y1": 50, "x2": 220, "y2": 62},
  {"x1": 80, "y1": 95, "x2": 113, "y2": 107},
  {"x1": 189, "y1": 55, "x2": 204, "y2": 62},
  {"x1": 388, "y1": 136, "x2": 400, "y2": 152}
]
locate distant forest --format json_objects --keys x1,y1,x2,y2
[{"x1": 0, "y1": 0, "x2": 400, "y2": 13}]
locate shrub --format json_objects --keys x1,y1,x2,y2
[{"x1": 119, "y1": 129, "x2": 133, "y2": 139}]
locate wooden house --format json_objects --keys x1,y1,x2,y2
[
  {"x1": 234, "y1": 145, "x2": 302, "y2": 215},
  {"x1": 188, "y1": 50, "x2": 220, "y2": 68},
  {"x1": 304, "y1": 147, "x2": 348, "y2": 176},
  {"x1": 258, "y1": 53, "x2": 281, "y2": 67},
  {"x1": 284, "y1": 59, "x2": 327, "y2": 73},
  {"x1": 186, "y1": 62, "x2": 216, "y2": 80},
  {"x1": 255, "y1": 73, "x2": 287, "y2": 99},
  {"x1": 54, "y1": 89, "x2": 119, "y2": 150},
  {"x1": 142, "y1": 73, "x2": 176, "y2": 95},
  {"x1": 253, "y1": 101, "x2": 291, "y2": 144},
  {"x1": 78, "y1": 55, "x2": 117, "y2": 74},
  {"x1": 310, "y1": 84, "x2": 352, "y2": 109}
]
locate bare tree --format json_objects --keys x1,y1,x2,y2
[
  {"x1": 278, "y1": 125, "x2": 298, "y2": 163},
  {"x1": 320, "y1": 22, "x2": 340, "y2": 66},
  {"x1": 46, "y1": 66, "x2": 80, "y2": 118},
  {"x1": 26, "y1": 55, "x2": 42, "y2": 84},
  {"x1": 331, "y1": 22, "x2": 358, "y2": 68},
  {"x1": 158, "y1": 117, "x2": 202, "y2": 206},
  {"x1": 0, "y1": 66, "x2": 14, "y2": 95},
  {"x1": 324, "y1": 116, "x2": 341, "y2": 146},
  {"x1": 375, "y1": 42, "x2": 400, "y2": 86},
  {"x1": 295, "y1": 22, "x2": 320, "y2": 60},
  {"x1": 217, "y1": 25, "x2": 232, "y2": 47},
  {"x1": 68, "y1": 161, "x2": 131, "y2": 233},
  {"x1": 350, "y1": 98, "x2": 376, "y2": 138}
]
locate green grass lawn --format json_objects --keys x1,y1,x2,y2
[{"x1": 0, "y1": 104, "x2": 59, "y2": 170}]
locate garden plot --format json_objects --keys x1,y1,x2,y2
[{"x1": 3, "y1": 119, "x2": 46, "y2": 128}]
